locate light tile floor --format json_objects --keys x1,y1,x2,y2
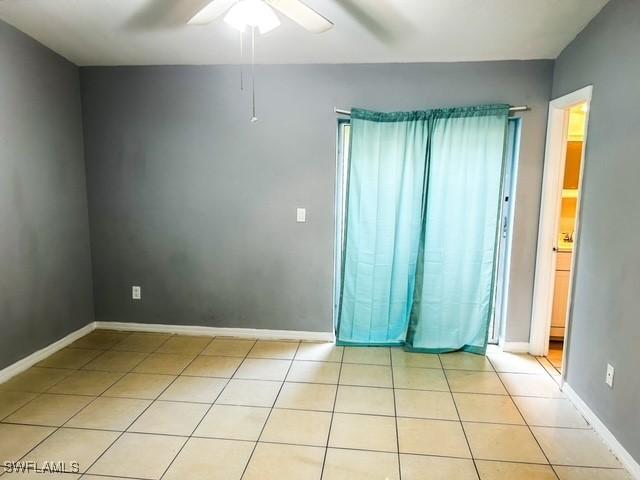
[
  {"x1": 546, "y1": 341, "x2": 565, "y2": 373},
  {"x1": 0, "y1": 330, "x2": 631, "y2": 479}
]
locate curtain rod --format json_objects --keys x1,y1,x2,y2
[{"x1": 334, "y1": 106, "x2": 530, "y2": 116}]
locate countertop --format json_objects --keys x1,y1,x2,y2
[{"x1": 557, "y1": 239, "x2": 574, "y2": 253}]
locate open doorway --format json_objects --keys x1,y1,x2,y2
[
  {"x1": 530, "y1": 86, "x2": 592, "y2": 381},
  {"x1": 547, "y1": 103, "x2": 587, "y2": 372}
]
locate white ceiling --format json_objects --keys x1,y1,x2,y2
[{"x1": 0, "y1": 0, "x2": 608, "y2": 66}]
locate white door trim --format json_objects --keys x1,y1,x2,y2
[{"x1": 529, "y1": 85, "x2": 592, "y2": 359}]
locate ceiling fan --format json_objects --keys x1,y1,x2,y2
[
  {"x1": 186, "y1": 0, "x2": 333, "y2": 123},
  {"x1": 188, "y1": 0, "x2": 334, "y2": 34}
]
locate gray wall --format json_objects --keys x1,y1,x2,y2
[
  {"x1": 81, "y1": 61, "x2": 553, "y2": 336},
  {"x1": 553, "y1": 0, "x2": 640, "y2": 463},
  {"x1": 0, "y1": 21, "x2": 94, "y2": 369}
]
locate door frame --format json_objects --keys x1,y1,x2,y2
[{"x1": 529, "y1": 86, "x2": 592, "y2": 368}]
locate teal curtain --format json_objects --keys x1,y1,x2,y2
[
  {"x1": 337, "y1": 110, "x2": 430, "y2": 345},
  {"x1": 337, "y1": 105, "x2": 509, "y2": 353},
  {"x1": 406, "y1": 106, "x2": 509, "y2": 353}
]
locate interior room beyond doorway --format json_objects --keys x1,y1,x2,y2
[{"x1": 546, "y1": 102, "x2": 588, "y2": 374}]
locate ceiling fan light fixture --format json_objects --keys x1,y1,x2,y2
[{"x1": 224, "y1": 0, "x2": 281, "y2": 34}]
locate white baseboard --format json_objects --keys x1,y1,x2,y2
[
  {"x1": 0, "y1": 321, "x2": 96, "y2": 384},
  {"x1": 499, "y1": 341, "x2": 530, "y2": 353},
  {"x1": 95, "y1": 321, "x2": 336, "y2": 343},
  {"x1": 0, "y1": 320, "x2": 335, "y2": 385},
  {"x1": 563, "y1": 382, "x2": 640, "y2": 479}
]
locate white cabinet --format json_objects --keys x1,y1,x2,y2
[
  {"x1": 556, "y1": 251, "x2": 572, "y2": 270},
  {"x1": 550, "y1": 252, "x2": 572, "y2": 339}
]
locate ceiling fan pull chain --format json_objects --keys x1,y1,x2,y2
[
  {"x1": 250, "y1": 25, "x2": 257, "y2": 123},
  {"x1": 239, "y1": 30, "x2": 244, "y2": 91}
]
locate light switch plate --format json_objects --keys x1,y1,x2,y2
[
  {"x1": 132, "y1": 286, "x2": 141, "y2": 300},
  {"x1": 296, "y1": 208, "x2": 306, "y2": 223},
  {"x1": 605, "y1": 363, "x2": 614, "y2": 388}
]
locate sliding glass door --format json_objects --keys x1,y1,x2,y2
[
  {"x1": 334, "y1": 108, "x2": 521, "y2": 353},
  {"x1": 333, "y1": 119, "x2": 351, "y2": 332},
  {"x1": 488, "y1": 118, "x2": 522, "y2": 344}
]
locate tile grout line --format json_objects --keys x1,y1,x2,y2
[
  {"x1": 2, "y1": 376, "x2": 581, "y2": 398},
  {"x1": 4, "y1": 334, "x2": 296, "y2": 476},
  {"x1": 238, "y1": 340, "x2": 302, "y2": 480},
  {"x1": 4, "y1": 335, "x2": 623, "y2": 478},
  {"x1": 318, "y1": 344, "x2": 344, "y2": 480},
  {"x1": 442, "y1": 361, "x2": 481, "y2": 479},
  {"x1": 531, "y1": 353, "x2": 603, "y2": 434},
  {"x1": 530, "y1": 352, "x2": 612, "y2": 478},
  {"x1": 541, "y1": 348, "x2": 563, "y2": 376},
  {"x1": 54, "y1": 333, "x2": 170, "y2": 429},
  {"x1": 0, "y1": 352, "x2": 583, "y2": 425},
  {"x1": 6, "y1": 409, "x2": 612, "y2": 467},
  {"x1": 0, "y1": 413, "x2": 598, "y2": 432},
  {"x1": 486, "y1": 354, "x2": 561, "y2": 480},
  {"x1": 390, "y1": 349, "x2": 403, "y2": 480},
  {"x1": 6, "y1": 369, "x2": 576, "y2": 394},
  {"x1": 71, "y1": 332, "x2": 196, "y2": 476},
  {"x1": 156, "y1": 337, "x2": 256, "y2": 480},
  {"x1": 3, "y1": 333, "x2": 143, "y2": 469},
  {"x1": 24, "y1": 357, "x2": 572, "y2": 377},
  {"x1": 6, "y1": 331, "x2": 141, "y2": 474},
  {"x1": 0, "y1": 334, "x2": 141, "y2": 423},
  {"x1": 535, "y1": 355, "x2": 563, "y2": 386},
  {"x1": 39, "y1": 359, "x2": 522, "y2": 372},
  {"x1": 533, "y1": 354, "x2": 561, "y2": 380}
]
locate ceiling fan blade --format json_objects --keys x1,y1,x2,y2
[
  {"x1": 188, "y1": 0, "x2": 237, "y2": 25},
  {"x1": 124, "y1": 0, "x2": 221, "y2": 30},
  {"x1": 266, "y1": 0, "x2": 334, "y2": 33},
  {"x1": 333, "y1": 0, "x2": 412, "y2": 45}
]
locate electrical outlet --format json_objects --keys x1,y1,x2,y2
[
  {"x1": 605, "y1": 363, "x2": 614, "y2": 388},
  {"x1": 296, "y1": 208, "x2": 306, "y2": 223},
  {"x1": 132, "y1": 286, "x2": 141, "y2": 300}
]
